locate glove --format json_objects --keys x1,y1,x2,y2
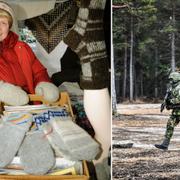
[
  {"x1": 35, "y1": 82, "x2": 59, "y2": 102},
  {"x1": 0, "y1": 81, "x2": 29, "y2": 105}
]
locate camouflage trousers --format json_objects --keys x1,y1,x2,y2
[{"x1": 165, "y1": 110, "x2": 180, "y2": 139}]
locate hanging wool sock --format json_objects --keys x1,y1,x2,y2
[
  {"x1": 78, "y1": 0, "x2": 109, "y2": 89},
  {"x1": 49, "y1": 117, "x2": 101, "y2": 161},
  {"x1": 64, "y1": 0, "x2": 109, "y2": 89},
  {"x1": 0, "y1": 113, "x2": 32, "y2": 168},
  {"x1": 63, "y1": 0, "x2": 91, "y2": 51},
  {"x1": 19, "y1": 130, "x2": 55, "y2": 175}
]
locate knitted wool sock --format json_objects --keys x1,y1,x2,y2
[
  {"x1": 0, "y1": 113, "x2": 32, "y2": 168},
  {"x1": 63, "y1": 0, "x2": 91, "y2": 51},
  {"x1": 19, "y1": 130, "x2": 55, "y2": 175},
  {"x1": 64, "y1": 0, "x2": 109, "y2": 89},
  {"x1": 33, "y1": 107, "x2": 71, "y2": 159},
  {"x1": 49, "y1": 118, "x2": 101, "y2": 161},
  {"x1": 42, "y1": 123, "x2": 72, "y2": 159},
  {"x1": 95, "y1": 157, "x2": 110, "y2": 180},
  {"x1": 35, "y1": 108, "x2": 74, "y2": 159}
]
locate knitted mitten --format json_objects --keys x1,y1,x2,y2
[
  {"x1": 0, "y1": 81, "x2": 29, "y2": 105},
  {"x1": 0, "y1": 113, "x2": 32, "y2": 167},
  {"x1": 19, "y1": 130, "x2": 55, "y2": 175},
  {"x1": 35, "y1": 82, "x2": 59, "y2": 102},
  {"x1": 63, "y1": 0, "x2": 109, "y2": 89}
]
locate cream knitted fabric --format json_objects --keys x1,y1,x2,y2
[
  {"x1": 0, "y1": 81, "x2": 29, "y2": 105},
  {"x1": 35, "y1": 82, "x2": 59, "y2": 102}
]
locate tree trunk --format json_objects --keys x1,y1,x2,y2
[
  {"x1": 112, "y1": 45, "x2": 117, "y2": 113},
  {"x1": 171, "y1": 1, "x2": 176, "y2": 72},
  {"x1": 140, "y1": 71, "x2": 143, "y2": 97},
  {"x1": 154, "y1": 47, "x2": 158, "y2": 98},
  {"x1": 122, "y1": 37, "x2": 127, "y2": 100},
  {"x1": 129, "y1": 16, "x2": 134, "y2": 102}
]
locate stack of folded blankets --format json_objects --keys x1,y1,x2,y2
[{"x1": 0, "y1": 107, "x2": 101, "y2": 175}]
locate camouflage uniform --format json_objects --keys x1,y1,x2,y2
[
  {"x1": 165, "y1": 79, "x2": 180, "y2": 140},
  {"x1": 155, "y1": 72, "x2": 180, "y2": 150},
  {"x1": 165, "y1": 111, "x2": 180, "y2": 139}
]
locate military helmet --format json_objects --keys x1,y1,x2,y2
[{"x1": 168, "y1": 72, "x2": 180, "y2": 83}]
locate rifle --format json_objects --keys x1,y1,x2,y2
[{"x1": 160, "y1": 86, "x2": 172, "y2": 112}]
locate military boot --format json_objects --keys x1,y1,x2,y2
[{"x1": 154, "y1": 138, "x2": 170, "y2": 150}]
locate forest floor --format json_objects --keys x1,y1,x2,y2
[{"x1": 112, "y1": 103, "x2": 180, "y2": 180}]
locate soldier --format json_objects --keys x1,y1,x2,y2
[
  {"x1": 155, "y1": 72, "x2": 180, "y2": 150},
  {"x1": 155, "y1": 71, "x2": 180, "y2": 150}
]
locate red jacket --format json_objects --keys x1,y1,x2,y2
[{"x1": 0, "y1": 31, "x2": 50, "y2": 94}]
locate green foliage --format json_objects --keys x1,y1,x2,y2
[{"x1": 113, "y1": 0, "x2": 180, "y2": 100}]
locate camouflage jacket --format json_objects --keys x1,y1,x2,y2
[{"x1": 170, "y1": 84, "x2": 180, "y2": 105}]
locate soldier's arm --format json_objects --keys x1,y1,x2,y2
[{"x1": 169, "y1": 86, "x2": 180, "y2": 104}]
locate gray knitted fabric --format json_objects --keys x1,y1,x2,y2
[
  {"x1": 63, "y1": 0, "x2": 109, "y2": 89},
  {"x1": 95, "y1": 157, "x2": 111, "y2": 180},
  {"x1": 42, "y1": 123, "x2": 72, "y2": 159},
  {"x1": 19, "y1": 130, "x2": 55, "y2": 175},
  {"x1": 49, "y1": 117, "x2": 101, "y2": 161},
  {"x1": 0, "y1": 113, "x2": 32, "y2": 168}
]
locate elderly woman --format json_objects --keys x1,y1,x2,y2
[{"x1": 0, "y1": 1, "x2": 59, "y2": 105}]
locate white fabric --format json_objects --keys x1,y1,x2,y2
[
  {"x1": 35, "y1": 82, "x2": 59, "y2": 102},
  {"x1": 0, "y1": 81, "x2": 29, "y2": 105},
  {"x1": 84, "y1": 88, "x2": 111, "y2": 163},
  {"x1": 34, "y1": 40, "x2": 67, "y2": 76}
]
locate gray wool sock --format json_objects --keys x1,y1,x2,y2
[
  {"x1": 0, "y1": 113, "x2": 32, "y2": 168},
  {"x1": 33, "y1": 108, "x2": 73, "y2": 159},
  {"x1": 95, "y1": 157, "x2": 111, "y2": 180},
  {"x1": 42, "y1": 123, "x2": 72, "y2": 159},
  {"x1": 50, "y1": 118, "x2": 101, "y2": 161},
  {"x1": 19, "y1": 130, "x2": 55, "y2": 175}
]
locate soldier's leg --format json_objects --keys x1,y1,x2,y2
[
  {"x1": 155, "y1": 115, "x2": 179, "y2": 150},
  {"x1": 165, "y1": 115, "x2": 179, "y2": 140}
]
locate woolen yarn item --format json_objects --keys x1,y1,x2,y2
[
  {"x1": 43, "y1": 123, "x2": 72, "y2": 159},
  {"x1": 63, "y1": 0, "x2": 109, "y2": 89},
  {"x1": 35, "y1": 82, "x2": 59, "y2": 102},
  {"x1": 49, "y1": 117, "x2": 101, "y2": 161},
  {"x1": 0, "y1": 113, "x2": 32, "y2": 167},
  {"x1": 0, "y1": 81, "x2": 29, "y2": 105},
  {"x1": 19, "y1": 130, "x2": 55, "y2": 175}
]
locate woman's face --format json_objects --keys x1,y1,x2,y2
[{"x1": 0, "y1": 16, "x2": 9, "y2": 42}]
